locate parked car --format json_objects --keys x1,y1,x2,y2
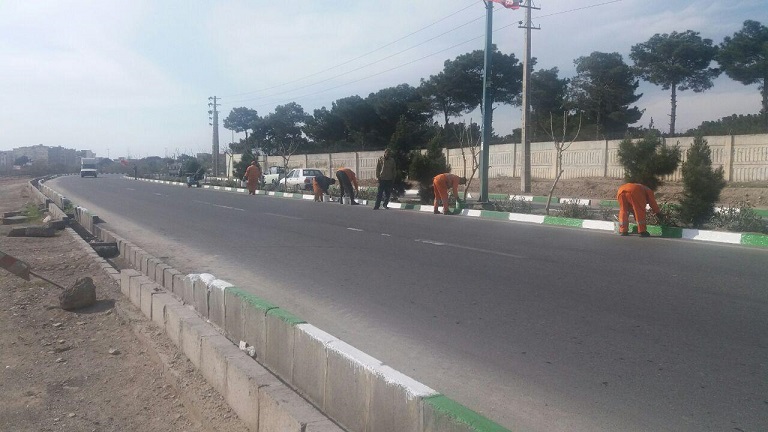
[
  {"x1": 261, "y1": 166, "x2": 285, "y2": 188},
  {"x1": 279, "y1": 168, "x2": 324, "y2": 192}
]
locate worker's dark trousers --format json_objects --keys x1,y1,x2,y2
[
  {"x1": 374, "y1": 180, "x2": 393, "y2": 208},
  {"x1": 336, "y1": 171, "x2": 355, "y2": 201}
]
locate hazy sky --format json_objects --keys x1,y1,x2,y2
[{"x1": 1, "y1": 0, "x2": 764, "y2": 159}]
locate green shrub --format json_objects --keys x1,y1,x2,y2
[
  {"x1": 710, "y1": 202, "x2": 768, "y2": 234},
  {"x1": 679, "y1": 136, "x2": 726, "y2": 227},
  {"x1": 489, "y1": 197, "x2": 532, "y2": 214},
  {"x1": 648, "y1": 202, "x2": 683, "y2": 227},
  {"x1": 22, "y1": 202, "x2": 43, "y2": 222},
  {"x1": 556, "y1": 200, "x2": 591, "y2": 219},
  {"x1": 409, "y1": 134, "x2": 449, "y2": 203}
]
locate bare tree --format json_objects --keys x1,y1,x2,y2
[
  {"x1": 277, "y1": 138, "x2": 303, "y2": 191},
  {"x1": 545, "y1": 112, "x2": 582, "y2": 215},
  {"x1": 453, "y1": 121, "x2": 481, "y2": 198}
]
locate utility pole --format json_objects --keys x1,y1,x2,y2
[
  {"x1": 519, "y1": 0, "x2": 539, "y2": 193},
  {"x1": 479, "y1": 0, "x2": 494, "y2": 203},
  {"x1": 208, "y1": 96, "x2": 220, "y2": 177}
]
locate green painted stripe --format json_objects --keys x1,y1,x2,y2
[
  {"x1": 753, "y1": 209, "x2": 768, "y2": 217},
  {"x1": 424, "y1": 395, "x2": 510, "y2": 432},
  {"x1": 488, "y1": 193, "x2": 509, "y2": 200},
  {"x1": 402, "y1": 204, "x2": 418, "y2": 210},
  {"x1": 646, "y1": 225, "x2": 683, "y2": 238},
  {"x1": 532, "y1": 196, "x2": 559, "y2": 204},
  {"x1": 543, "y1": 216, "x2": 583, "y2": 227},
  {"x1": 229, "y1": 287, "x2": 277, "y2": 311},
  {"x1": 741, "y1": 233, "x2": 768, "y2": 248},
  {"x1": 480, "y1": 210, "x2": 511, "y2": 220},
  {"x1": 600, "y1": 199, "x2": 619, "y2": 207},
  {"x1": 266, "y1": 308, "x2": 306, "y2": 326}
]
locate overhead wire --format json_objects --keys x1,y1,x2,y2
[{"x1": 220, "y1": 0, "x2": 624, "y2": 110}]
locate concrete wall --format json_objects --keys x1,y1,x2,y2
[{"x1": 251, "y1": 133, "x2": 768, "y2": 182}]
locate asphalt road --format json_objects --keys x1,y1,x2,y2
[{"x1": 50, "y1": 175, "x2": 768, "y2": 432}]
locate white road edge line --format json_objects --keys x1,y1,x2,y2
[
  {"x1": 192, "y1": 200, "x2": 245, "y2": 212},
  {"x1": 415, "y1": 239, "x2": 525, "y2": 259},
  {"x1": 347, "y1": 228, "x2": 363, "y2": 232}
]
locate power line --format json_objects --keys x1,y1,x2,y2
[
  {"x1": 220, "y1": 0, "x2": 625, "y2": 111},
  {"x1": 221, "y1": 0, "x2": 479, "y2": 99}
]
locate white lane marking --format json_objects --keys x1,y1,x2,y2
[
  {"x1": 347, "y1": 228, "x2": 363, "y2": 232},
  {"x1": 381, "y1": 233, "x2": 391, "y2": 237},
  {"x1": 126, "y1": 188, "x2": 136, "y2": 191},
  {"x1": 193, "y1": 200, "x2": 245, "y2": 212},
  {"x1": 263, "y1": 212, "x2": 302, "y2": 220},
  {"x1": 153, "y1": 193, "x2": 167, "y2": 197},
  {"x1": 414, "y1": 239, "x2": 525, "y2": 259}
]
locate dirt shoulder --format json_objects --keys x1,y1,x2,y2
[{"x1": 0, "y1": 177, "x2": 248, "y2": 432}]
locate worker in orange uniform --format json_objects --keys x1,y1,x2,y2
[
  {"x1": 433, "y1": 173, "x2": 467, "y2": 215},
  {"x1": 616, "y1": 183, "x2": 662, "y2": 237},
  {"x1": 335, "y1": 168, "x2": 360, "y2": 205},
  {"x1": 243, "y1": 160, "x2": 262, "y2": 195}
]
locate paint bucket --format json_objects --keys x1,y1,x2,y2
[
  {"x1": 342, "y1": 197, "x2": 350, "y2": 205},
  {"x1": 323, "y1": 194, "x2": 331, "y2": 203}
]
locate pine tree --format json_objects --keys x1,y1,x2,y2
[
  {"x1": 409, "y1": 133, "x2": 449, "y2": 203},
  {"x1": 680, "y1": 136, "x2": 726, "y2": 227},
  {"x1": 617, "y1": 132, "x2": 681, "y2": 190}
]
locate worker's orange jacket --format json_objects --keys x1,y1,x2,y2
[
  {"x1": 433, "y1": 173, "x2": 461, "y2": 197},
  {"x1": 337, "y1": 168, "x2": 359, "y2": 190}
]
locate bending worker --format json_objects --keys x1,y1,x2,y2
[
  {"x1": 617, "y1": 182, "x2": 662, "y2": 237},
  {"x1": 244, "y1": 160, "x2": 262, "y2": 196},
  {"x1": 335, "y1": 167, "x2": 359, "y2": 205},
  {"x1": 313, "y1": 174, "x2": 336, "y2": 202},
  {"x1": 433, "y1": 173, "x2": 466, "y2": 215}
]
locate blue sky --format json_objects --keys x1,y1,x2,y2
[{"x1": 0, "y1": 0, "x2": 764, "y2": 159}]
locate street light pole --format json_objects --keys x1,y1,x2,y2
[{"x1": 479, "y1": 0, "x2": 494, "y2": 203}]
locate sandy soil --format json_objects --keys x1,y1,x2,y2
[{"x1": 0, "y1": 177, "x2": 248, "y2": 432}]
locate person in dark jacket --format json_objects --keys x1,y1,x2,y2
[
  {"x1": 373, "y1": 149, "x2": 396, "y2": 210},
  {"x1": 313, "y1": 175, "x2": 336, "y2": 202}
]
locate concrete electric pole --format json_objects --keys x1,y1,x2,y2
[
  {"x1": 208, "y1": 96, "x2": 220, "y2": 177},
  {"x1": 519, "y1": 1, "x2": 539, "y2": 193},
  {"x1": 479, "y1": 0, "x2": 495, "y2": 203}
]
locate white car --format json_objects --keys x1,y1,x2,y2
[{"x1": 279, "y1": 168, "x2": 324, "y2": 192}]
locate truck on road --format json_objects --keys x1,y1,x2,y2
[{"x1": 80, "y1": 157, "x2": 98, "y2": 178}]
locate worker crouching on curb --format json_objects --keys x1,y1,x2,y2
[
  {"x1": 335, "y1": 168, "x2": 360, "y2": 205},
  {"x1": 313, "y1": 175, "x2": 336, "y2": 202},
  {"x1": 433, "y1": 173, "x2": 466, "y2": 215},
  {"x1": 617, "y1": 183, "x2": 662, "y2": 237}
]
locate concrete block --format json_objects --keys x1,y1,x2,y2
[
  {"x1": 121, "y1": 242, "x2": 132, "y2": 265},
  {"x1": 293, "y1": 324, "x2": 336, "y2": 408},
  {"x1": 225, "y1": 354, "x2": 280, "y2": 431},
  {"x1": 128, "y1": 275, "x2": 153, "y2": 309},
  {"x1": 324, "y1": 340, "x2": 381, "y2": 432},
  {"x1": 192, "y1": 274, "x2": 215, "y2": 318},
  {"x1": 369, "y1": 365, "x2": 437, "y2": 432},
  {"x1": 155, "y1": 263, "x2": 171, "y2": 286},
  {"x1": 172, "y1": 272, "x2": 185, "y2": 298},
  {"x1": 264, "y1": 308, "x2": 305, "y2": 383},
  {"x1": 259, "y1": 386, "x2": 332, "y2": 432},
  {"x1": 422, "y1": 395, "x2": 509, "y2": 432},
  {"x1": 180, "y1": 316, "x2": 220, "y2": 369},
  {"x1": 140, "y1": 254, "x2": 152, "y2": 276},
  {"x1": 182, "y1": 274, "x2": 196, "y2": 305},
  {"x1": 131, "y1": 247, "x2": 146, "y2": 271},
  {"x1": 304, "y1": 420, "x2": 346, "y2": 432},
  {"x1": 146, "y1": 257, "x2": 161, "y2": 281},
  {"x1": 241, "y1": 291, "x2": 277, "y2": 362},
  {"x1": 164, "y1": 303, "x2": 199, "y2": 348},
  {"x1": 164, "y1": 267, "x2": 180, "y2": 292},
  {"x1": 207, "y1": 279, "x2": 232, "y2": 330},
  {"x1": 120, "y1": 269, "x2": 141, "y2": 298},
  {"x1": 150, "y1": 292, "x2": 175, "y2": 328},
  {"x1": 140, "y1": 282, "x2": 162, "y2": 319},
  {"x1": 223, "y1": 288, "x2": 245, "y2": 344},
  {"x1": 200, "y1": 334, "x2": 241, "y2": 395}
]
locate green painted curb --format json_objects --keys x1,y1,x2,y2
[
  {"x1": 423, "y1": 395, "x2": 509, "y2": 432},
  {"x1": 646, "y1": 225, "x2": 683, "y2": 238},
  {"x1": 600, "y1": 199, "x2": 619, "y2": 207},
  {"x1": 543, "y1": 216, "x2": 583, "y2": 227},
  {"x1": 480, "y1": 210, "x2": 511, "y2": 220},
  {"x1": 229, "y1": 287, "x2": 277, "y2": 311},
  {"x1": 266, "y1": 308, "x2": 306, "y2": 326},
  {"x1": 753, "y1": 208, "x2": 768, "y2": 217},
  {"x1": 741, "y1": 233, "x2": 768, "y2": 248},
  {"x1": 488, "y1": 193, "x2": 509, "y2": 200},
  {"x1": 532, "y1": 196, "x2": 559, "y2": 204}
]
